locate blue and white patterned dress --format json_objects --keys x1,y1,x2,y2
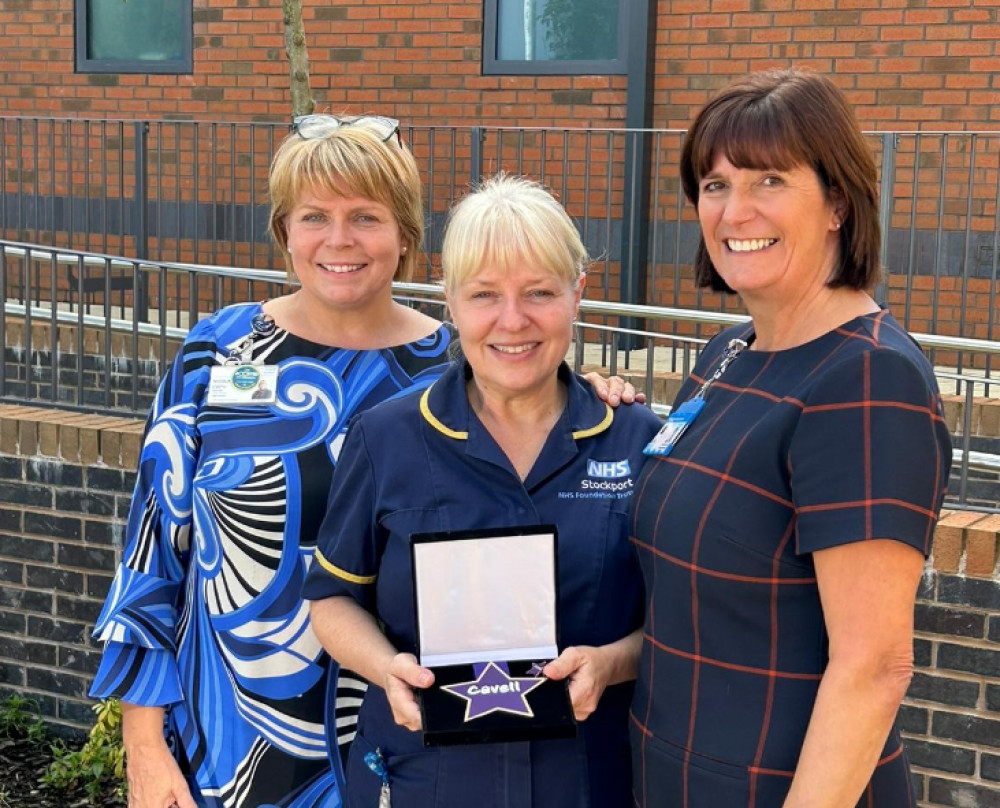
[{"x1": 90, "y1": 302, "x2": 453, "y2": 808}]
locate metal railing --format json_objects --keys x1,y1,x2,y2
[
  {"x1": 2, "y1": 239, "x2": 999, "y2": 512},
  {"x1": 5, "y1": 118, "x2": 1000, "y2": 367}
]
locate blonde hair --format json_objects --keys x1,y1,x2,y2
[
  {"x1": 441, "y1": 174, "x2": 588, "y2": 294},
  {"x1": 268, "y1": 126, "x2": 423, "y2": 282}
]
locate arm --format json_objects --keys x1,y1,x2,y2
[
  {"x1": 782, "y1": 539, "x2": 923, "y2": 808},
  {"x1": 121, "y1": 703, "x2": 197, "y2": 808},
  {"x1": 542, "y1": 627, "x2": 642, "y2": 721},
  {"x1": 309, "y1": 596, "x2": 434, "y2": 732}
]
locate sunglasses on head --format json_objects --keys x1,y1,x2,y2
[{"x1": 291, "y1": 114, "x2": 401, "y2": 144}]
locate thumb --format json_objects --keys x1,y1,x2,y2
[
  {"x1": 543, "y1": 649, "x2": 580, "y2": 681},
  {"x1": 392, "y1": 653, "x2": 435, "y2": 689},
  {"x1": 175, "y1": 785, "x2": 199, "y2": 808}
]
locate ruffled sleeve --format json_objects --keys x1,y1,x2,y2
[{"x1": 90, "y1": 317, "x2": 218, "y2": 705}]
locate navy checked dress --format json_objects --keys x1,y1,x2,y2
[
  {"x1": 90, "y1": 302, "x2": 453, "y2": 808},
  {"x1": 629, "y1": 310, "x2": 951, "y2": 808}
]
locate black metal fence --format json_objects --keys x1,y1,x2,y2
[{"x1": 5, "y1": 119, "x2": 1000, "y2": 353}]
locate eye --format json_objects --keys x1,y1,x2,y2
[
  {"x1": 760, "y1": 174, "x2": 785, "y2": 188},
  {"x1": 354, "y1": 213, "x2": 379, "y2": 224},
  {"x1": 300, "y1": 211, "x2": 326, "y2": 223},
  {"x1": 701, "y1": 180, "x2": 726, "y2": 194},
  {"x1": 528, "y1": 288, "x2": 556, "y2": 300},
  {"x1": 469, "y1": 290, "x2": 496, "y2": 300}
]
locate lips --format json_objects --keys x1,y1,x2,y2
[
  {"x1": 725, "y1": 238, "x2": 777, "y2": 252},
  {"x1": 319, "y1": 262, "x2": 365, "y2": 274},
  {"x1": 491, "y1": 343, "x2": 539, "y2": 355}
]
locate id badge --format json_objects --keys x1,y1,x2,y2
[
  {"x1": 643, "y1": 398, "x2": 705, "y2": 458},
  {"x1": 207, "y1": 364, "x2": 279, "y2": 406}
]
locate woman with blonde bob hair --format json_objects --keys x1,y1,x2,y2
[{"x1": 305, "y1": 174, "x2": 662, "y2": 807}]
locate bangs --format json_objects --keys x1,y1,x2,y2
[
  {"x1": 689, "y1": 99, "x2": 816, "y2": 182},
  {"x1": 288, "y1": 137, "x2": 395, "y2": 210}
]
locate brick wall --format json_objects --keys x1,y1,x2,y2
[
  {"x1": 0, "y1": 398, "x2": 998, "y2": 803},
  {"x1": 653, "y1": 3, "x2": 1000, "y2": 130},
  {"x1": 2, "y1": 2, "x2": 999, "y2": 130},
  {"x1": 907, "y1": 509, "x2": 1000, "y2": 805},
  {"x1": 0, "y1": 405, "x2": 141, "y2": 736},
  {"x1": 0, "y1": 0, "x2": 625, "y2": 126}
]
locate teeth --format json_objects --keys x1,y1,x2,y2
[
  {"x1": 320, "y1": 263, "x2": 364, "y2": 273},
  {"x1": 493, "y1": 344, "x2": 536, "y2": 354},
  {"x1": 727, "y1": 238, "x2": 776, "y2": 252}
]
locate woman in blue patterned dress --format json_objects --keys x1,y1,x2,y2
[{"x1": 89, "y1": 117, "x2": 454, "y2": 808}]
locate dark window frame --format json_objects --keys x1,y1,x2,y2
[
  {"x1": 482, "y1": 0, "x2": 629, "y2": 76},
  {"x1": 75, "y1": 0, "x2": 193, "y2": 74}
]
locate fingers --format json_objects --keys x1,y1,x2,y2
[
  {"x1": 173, "y1": 783, "x2": 199, "y2": 808},
  {"x1": 582, "y1": 372, "x2": 645, "y2": 407},
  {"x1": 385, "y1": 653, "x2": 434, "y2": 732},
  {"x1": 543, "y1": 647, "x2": 605, "y2": 721}
]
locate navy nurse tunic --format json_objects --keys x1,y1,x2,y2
[
  {"x1": 629, "y1": 311, "x2": 952, "y2": 808},
  {"x1": 303, "y1": 360, "x2": 662, "y2": 808}
]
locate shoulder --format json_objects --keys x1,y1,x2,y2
[
  {"x1": 808, "y1": 311, "x2": 941, "y2": 406},
  {"x1": 185, "y1": 303, "x2": 259, "y2": 346},
  {"x1": 566, "y1": 370, "x2": 662, "y2": 442}
]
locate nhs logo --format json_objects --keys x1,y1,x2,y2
[{"x1": 587, "y1": 459, "x2": 631, "y2": 478}]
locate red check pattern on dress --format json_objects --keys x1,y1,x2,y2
[{"x1": 629, "y1": 310, "x2": 951, "y2": 808}]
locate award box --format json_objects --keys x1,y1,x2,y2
[{"x1": 410, "y1": 525, "x2": 576, "y2": 747}]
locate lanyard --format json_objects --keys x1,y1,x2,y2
[
  {"x1": 223, "y1": 312, "x2": 276, "y2": 366},
  {"x1": 643, "y1": 337, "x2": 747, "y2": 458}
]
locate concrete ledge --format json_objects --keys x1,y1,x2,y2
[{"x1": 0, "y1": 405, "x2": 145, "y2": 469}]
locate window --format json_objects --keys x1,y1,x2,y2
[
  {"x1": 76, "y1": 0, "x2": 192, "y2": 74},
  {"x1": 484, "y1": 0, "x2": 627, "y2": 75}
]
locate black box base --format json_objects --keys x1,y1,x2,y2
[{"x1": 420, "y1": 660, "x2": 576, "y2": 747}]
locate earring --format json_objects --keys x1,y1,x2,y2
[{"x1": 401, "y1": 246, "x2": 408, "y2": 254}]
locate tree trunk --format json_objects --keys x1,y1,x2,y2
[{"x1": 282, "y1": 0, "x2": 315, "y2": 117}]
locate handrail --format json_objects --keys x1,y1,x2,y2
[{"x1": 8, "y1": 241, "x2": 1000, "y2": 359}]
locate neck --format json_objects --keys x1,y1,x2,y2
[
  {"x1": 468, "y1": 375, "x2": 566, "y2": 427},
  {"x1": 266, "y1": 290, "x2": 417, "y2": 349},
  {"x1": 467, "y1": 373, "x2": 568, "y2": 481},
  {"x1": 744, "y1": 287, "x2": 879, "y2": 352}
]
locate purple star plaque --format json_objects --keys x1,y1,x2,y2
[{"x1": 441, "y1": 661, "x2": 546, "y2": 722}]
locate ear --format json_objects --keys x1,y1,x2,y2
[
  {"x1": 829, "y1": 187, "x2": 848, "y2": 231},
  {"x1": 573, "y1": 272, "x2": 586, "y2": 316}
]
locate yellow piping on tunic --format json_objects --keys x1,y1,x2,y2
[
  {"x1": 314, "y1": 549, "x2": 376, "y2": 584},
  {"x1": 419, "y1": 384, "x2": 614, "y2": 441}
]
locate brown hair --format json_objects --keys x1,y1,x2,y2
[
  {"x1": 680, "y1": 68, "x2": 881, "y2": 292},
  {"x1": 268, "y1": 126, "x2": 423, "y2": 282}
]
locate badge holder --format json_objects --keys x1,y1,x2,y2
[
  {"x1": 206, "y1": 312, "x2": 279, "y2": 406},
  {"x1": 410, "y1": 525, "x2": 576, "y2": 747},
  {"x1": 644, "y1": 338, "x2": 747, "y2": 458}
]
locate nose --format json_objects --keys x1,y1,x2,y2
[
  {"x1": 324, "y1": 218, "x2": 354, "y2": 247},
  {"x1": 721, "y1": 187, "x2": 755, "y2": 225},
  {"x1": 496, "y1": 296, "x2": 530, "y2": 330}
]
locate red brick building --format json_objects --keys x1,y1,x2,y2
[{"x1": 1, "y1": 1, "x2": 998, "y2": 129}]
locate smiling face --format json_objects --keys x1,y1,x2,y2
[
  {"x1": 696, "y1": 154, "x2": 843, "y2": 305},
  {"x1": 284, "y1": 188, "x2": 405, "y2": 315},
  {"x1": 448, "y1": 259, "x2": 583, "y2": 404}
]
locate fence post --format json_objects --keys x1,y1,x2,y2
[
  {"x1": 876, "y1": 132, "x2": 897, "y2": 305},
  {"x1": 470, "y1": 126, "x2": 485, "y2": 186},
  {"x1": 618, "y1": 0, "x2": 656, "y2": 350},
  {"x1": 133, "y1": 121, "x2": 149, "y2": 320}
]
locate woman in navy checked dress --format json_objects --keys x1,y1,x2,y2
[{"x1": 629, "y1": 70, "x2": 952, "y2": 808}]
